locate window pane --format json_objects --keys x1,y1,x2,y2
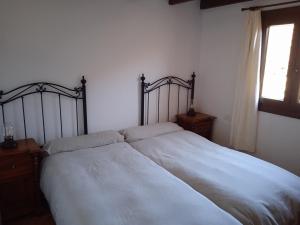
[{"x1": 262, "y1": 24, "x2": 294, "y2": 101}]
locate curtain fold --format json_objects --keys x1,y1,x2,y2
[{"x1": 230, "y1": 10, "x2": 262, "y2": 153}]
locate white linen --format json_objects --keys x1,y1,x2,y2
[
  {"x1": 130, "y1": 131, "x2": 300, "y2": 225},
  {"x1": 120, "y1": 122, "x2": 183, "y2": 143},
  {"x1": 41, "y1": 142, "x2": 241, "y2": 225},
  {"x1": 44, "y1": 130, "x2": 124, "y2": 155}
]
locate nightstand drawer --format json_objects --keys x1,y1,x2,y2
[
  {"x1": 0, "y1": 155, "x2": 33, "y2": 180},
  {"x1": 191, "y1": 122, "x2": 212, "y2": 139},
  {"x1": 0, "y1": 176, "x2": 35, "y2": 221},
  {"x1": 177, "y1": 112, "x2": 216, "y2": 140},
  {"x1": 0, "y1": 139, "x2": 42, "y2": 221}
]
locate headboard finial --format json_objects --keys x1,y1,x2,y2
[
  {"x1": 80, "y1": 76, "x2": 88, "y2": 135},
  {"x1": 190, "y1": 72, "x2": 196, "y2": 111},
  {"x1": 140, "y1": 74, "x2": 146, "y2": 125},
  {"x1": 81, "y1": 76, "x2": 87, "y2": 85}
]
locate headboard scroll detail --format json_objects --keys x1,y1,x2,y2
[
  {"x1": 140, "y1": 73, "x2": 196, "y2": 126},
  {"x1": 0, "y1": 76, "x2": 88, "y2": 144}
]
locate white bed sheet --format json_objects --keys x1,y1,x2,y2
[
  {"x1": 130, "y1": 131, "x2": 300, "y2": 225},
  {"x1": 40, "y1": 142, "x2": 241, "y2": 225}
]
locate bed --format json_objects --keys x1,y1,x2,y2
[
  {"x1": 129, "y1": 74, "x2": 300, "y2": 225},
  {"x1": 1, "y1": 78, "x2": 242, "y2": 225},
  {"x1": 40, "y1": 131, "x2": 241, "y2": 225}
]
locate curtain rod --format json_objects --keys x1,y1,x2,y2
[{"x1": 241, "y1": 0, "x2": 300, "y2": 11}]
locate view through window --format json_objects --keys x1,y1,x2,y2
[{"x1": 261, "y1": 24, "x2": 294, "y2": 101}]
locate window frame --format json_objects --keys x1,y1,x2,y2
[{"x1": 259, "y1": 6, "x2": 300, "y2": 119}]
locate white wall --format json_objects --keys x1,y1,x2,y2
[
  {"x1": 197, "y1": 0, "x2": 300, "y2": 175},
  {"x1": 1, "y1": 0, "x2": 299, "y2": 175},
  {"x1": 0, "y1": 0, "x2": 201, "y2": 142}
]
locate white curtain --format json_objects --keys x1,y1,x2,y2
[{"x1": 230, "y1": 10, "x2": 262, "y2": 153}]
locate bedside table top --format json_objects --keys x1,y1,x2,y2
[
  {"x1": 0, "y1": 139, "x2": 41, "y2": 157},
  {"x1": 177, "y1": 112, "x2": 216, "y2": 123}
]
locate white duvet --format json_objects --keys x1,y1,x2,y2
[
  {"x1": 130, "y1": 131, "x2": 300, "y2": 225},
  {"x1": 41, "y1": 142, "x2": 241, "y2": 225}
]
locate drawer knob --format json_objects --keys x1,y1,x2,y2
[{"x1": 11, "y1": 164, "x2": 16, "y2": 169}]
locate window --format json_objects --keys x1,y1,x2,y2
[{"x1": 259, "y1": 6, "x2": 300, "y2": 119}]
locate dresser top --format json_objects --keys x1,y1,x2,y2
[
  {"x1": 177, "y1": 112, "x2": 216, "y2": 123},
  {"x1": 0, "y1": 139, "x2": 41, "y2": 157}
]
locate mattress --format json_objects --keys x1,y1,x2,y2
[
  {"x1": 130, "y1": 130, "x2": 300, "y2": 225},
  {"x1": 40, "y1": 141, "x2": 241, "y2": 225}
]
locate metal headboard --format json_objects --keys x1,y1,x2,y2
[
  {"x1": 0, "y1": 76, "x2": 88, "y2": 144},
  {"x1": 140, "y1": 73, "x2": 196, "y2": 125}
]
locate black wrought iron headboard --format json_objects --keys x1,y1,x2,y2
[
  {"x1": 0, "y1": 76, "x2": 88, "y2": 144},
  {"x1": 140, "y1": 73, "x2": 195, "y2": 125}
]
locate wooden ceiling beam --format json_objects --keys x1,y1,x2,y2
[
  {"x1": 200, "y1": 0, "x2": 253, "y2": 9},
  {"x1": 169, "y1": 0, "x2": 254, "y2": 9}
]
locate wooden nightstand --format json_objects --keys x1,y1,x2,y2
[
  {"x1": 0, "y1": 139, "x2": 43, "y2": 222},
  {"x1": 177, "y1": 112, "x2": 216, "y2": 140}
]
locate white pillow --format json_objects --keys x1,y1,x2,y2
[
  {"x1": 121, "y1": 122, "x2": 183, "y2": 143},
  {"x1": 44, "y1": 130, "x2": 124, "y2": 155}
]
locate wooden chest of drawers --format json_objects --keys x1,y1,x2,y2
[
  {"x1": 0, "y1": 139, "x2": 43, "y2": 222},
  {"x1": 177, "y1": 112, "x2": 216, "y2": 140}
]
